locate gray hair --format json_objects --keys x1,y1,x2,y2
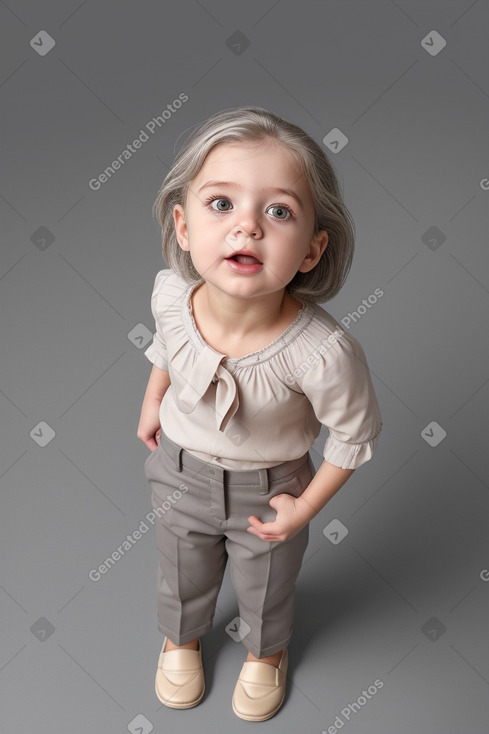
[{"x1": 152, "y1": 106, "x2": 355, "y2": 304}]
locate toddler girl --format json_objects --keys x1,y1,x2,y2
[{"x1": 137, "y1": 105, "x2": 382, "y2": 722}]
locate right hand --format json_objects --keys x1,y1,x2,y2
[{"x1": 137, "y1": 400, "x2": 162, "y2": 452}]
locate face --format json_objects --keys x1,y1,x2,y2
[{"x1": 173, "y1": 139, "x2": 328, "y2": 301}]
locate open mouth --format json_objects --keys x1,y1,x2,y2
[{"x1": 226, "y1": 254, "x2": 262, "y2": 265}]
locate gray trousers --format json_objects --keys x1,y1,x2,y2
[{"x1": 144, "y1": 429, "x2": 315, "y2": 658}]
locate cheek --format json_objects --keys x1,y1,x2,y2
[{"x1": 191, "y1": 212, "x2": 226, "y2": 236}]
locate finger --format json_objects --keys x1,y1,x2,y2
[
  {"x1": 249, "y1": 517, "x2": 279, "y2": 533},
  {"x1": 246, "y1": 527, "x2": 269, "y2": 539},
  {"x1": 247, "y1": 521, "x2": 278, "y2": 536},
  {"x1": 269, "y1": 493, "x2": 287, "y2": 506},
  {"x1": 247, "y1": 527, "x2": 278, "y2": 542},
  {"x1": 248, "y1": 515, "x2": 267, "y2": 530},
  {"x1": 247, "y1": 527, "x2": 263, "y2": 537}
]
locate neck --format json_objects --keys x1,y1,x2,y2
[{"x1": 195, "y1": 282, "x2": 294, "y2": 341}]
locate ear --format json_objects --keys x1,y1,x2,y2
[
  {"x1": 298, "y1": 229, "x2": 329, "y2": 273},
  {"x1": 173, "y1": 204, "x2": 189, "y2": 251}
]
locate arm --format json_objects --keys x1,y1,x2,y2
[
  {"x1": 247, "y1": 459, "x2": 355, "y2": 542},
  {"x1": 137, "y1": 364, "x2": 171, "y2": 451},
  {"x1": 296, "y1": 459, "x2": 354, "y2": 522}
]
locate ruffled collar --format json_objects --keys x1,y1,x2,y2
[
  {"x1": 181, "y1": 280, "x2": 314, "y2": 368},
  {"x1": 173, "y1": 281, "x2": 314, "y2": 433}
]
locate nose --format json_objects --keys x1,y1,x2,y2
[
  {"x1": 225, "y1": 225, "x2": 254, "y2": 251},
  {"x1": 231, "y1": 206, "x2": 263, "y2": 239},
  {"x1": 227, "y1": 224, "x2": 254, "y2": 243}
]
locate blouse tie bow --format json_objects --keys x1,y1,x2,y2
[{"x1": 173, "y1": 344, "x2": 239, "y2": 432}]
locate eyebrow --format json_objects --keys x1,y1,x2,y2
[{"x1": 197, "y1": 180, "x2": 304, "y2": 209}]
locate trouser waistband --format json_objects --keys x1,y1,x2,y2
[{"x1": 159, "y1": 429, "x2": 309, "y2": 495}]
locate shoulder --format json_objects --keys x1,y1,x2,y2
[
  {"x1": 305, "y1": 302, "x2": 365, "y2": 358},
  {"x1": 285, "y1": 302, "x2": 369, "y2": 383},
  {"x1": 150, "y1": 268, "x2": 188, "y2": 297},
  {"x1": 149, "y1": 268, "x2": 194, "y2": 311}
]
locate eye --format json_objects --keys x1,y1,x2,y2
[
  {"x1": 204, "y1": 196, "x2": 294, "y2": 220},
  {"x1": 267, "y1": 204, "x2": 293, "y2": 220},
  {"x1": 205, "y1": 196, "x2": 232, "y2": 212}
]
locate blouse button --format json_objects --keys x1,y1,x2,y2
[{"x1": 212, "y1": 376, "x2": 218, "y2": 383}]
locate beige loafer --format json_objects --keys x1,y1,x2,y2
[
  {"x1": 232, "y1": 648, "x2": 288, "y2": 721},
  {"x1": 155, "y1": 636, "x2": 205, "y2": 709}
]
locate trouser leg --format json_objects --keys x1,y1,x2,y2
[
  {"x1": 152, "y1": 499, "x2": 227, "y2": 644},
  {"x1": 144, "y1": 438, "x2": 228, "y2": 644},
  {"x1": 223, "y1": 456, "x2": 314, "y2": 658},
  {"x1": 225, "y1": 523, "x2": 309, "y2": 658}
]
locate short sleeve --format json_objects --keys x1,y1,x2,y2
[
  {"x1": 143, "y1": 269, "x2": 172, "y2": 371},
  {"x1": 298, "y1": 332, "x2": 383, "y2": 470}
]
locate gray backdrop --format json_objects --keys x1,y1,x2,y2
[{"x1": 1, "y1": 1, "x2": 488, "y2": 732}]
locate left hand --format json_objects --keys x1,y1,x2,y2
[{"x1": 247, "y1": 493, "x2": 311, "y2": 542}]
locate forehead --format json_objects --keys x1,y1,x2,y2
[{"x1": 194, "y1": 139, "x2": 305, "y2": 185}]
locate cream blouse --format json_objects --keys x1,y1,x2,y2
[{"x1": 144, "y1": 269, "x2": 383, "y2": 471}]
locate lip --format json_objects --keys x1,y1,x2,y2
[
  {"x1": 225, "y1": 258, "x2": 264, "y2": 275},
  {"x1": 225, "y1": 249, "x2": 263, "y2": 263}
]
